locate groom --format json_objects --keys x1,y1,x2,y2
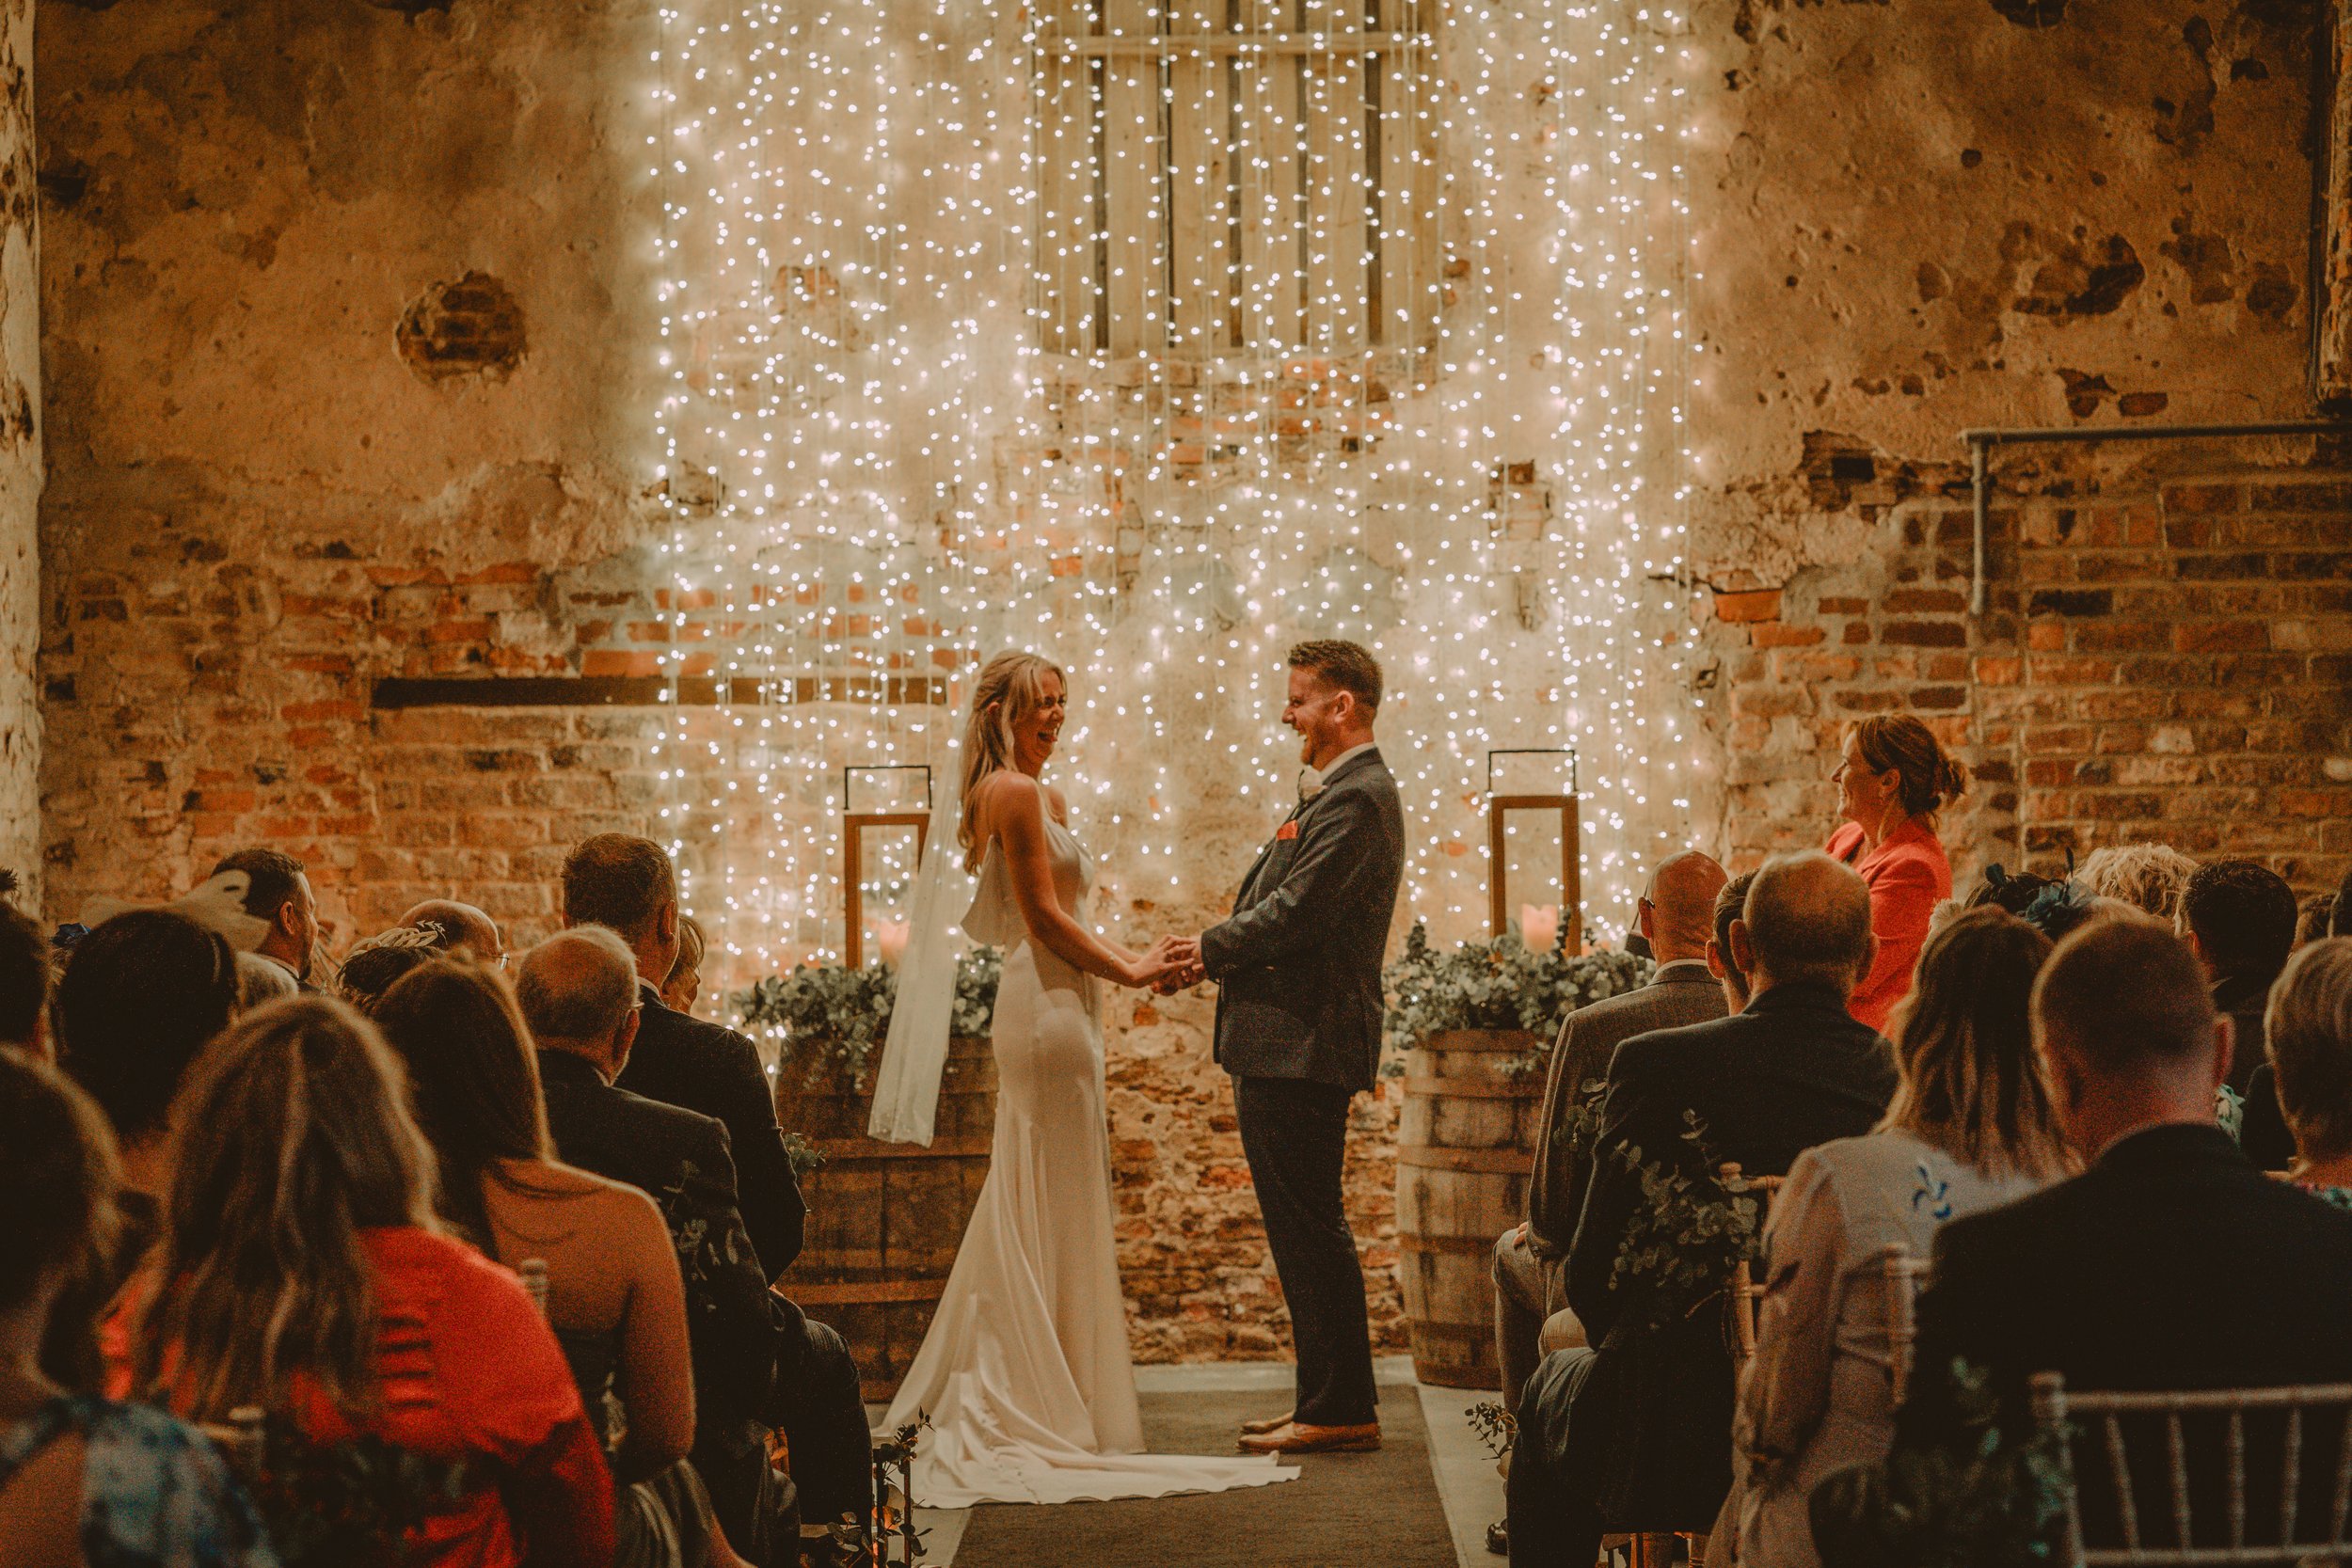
[{"x1": 1168, "y1": 640, "x2": 1406, "y2": 1456}]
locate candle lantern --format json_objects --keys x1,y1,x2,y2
[
  {"x1": 1486, "y1": 749, "x2": 1581, "y2": 952},
  {"x1": 843, "y1": 765, "x2": 931, "y2": 971}
]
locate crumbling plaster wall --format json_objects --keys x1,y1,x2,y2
[
  {"x1": 0, "y1": 0, "x2": 36, "y2": 897},
  {"x1": 32, "y1": 0, "x2": 2340, "y2": 1363}
]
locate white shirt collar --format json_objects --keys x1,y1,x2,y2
[{"x1": 1300, "y1": 742, "x2": 1377, "y2": 801}]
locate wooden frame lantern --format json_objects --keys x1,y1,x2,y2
[
  {"x1": 1486, "y1": 749, "x2": 1581, "y2": 953},
  {"x1": 843, "y1": 765, "x2": 931, "y2": 971}
]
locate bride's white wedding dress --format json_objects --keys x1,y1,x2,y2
[{"x1": 881, "y1": 793, "x2": 1297, "y2": 1508}]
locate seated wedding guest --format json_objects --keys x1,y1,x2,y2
[
  {"x1": 560, "y1": 834, "x2": 803, "y2": 1277},
  {"x1": 661, "y1": 914, "x2": 707, "y2": 1015},
  {"x1": 2251, "y1": 937, "x2": 2352, "y2": 1205},
  {"x1": 208, "y1": 846, "x2": 334, "y2": 990},
  {"x1": 0, "y1": 1049, "x2": 275, "y2": 1568},
  {"x1": 400, "y1": 898, "x2": 506, "y2": 964},
  {"x1": 1713, "y1": 908, "x2": 2069, "y2": 1568},
  {"x1": 0, "y1": 897, "x2": 50, "y2": 1056},
  {"x1": 1506, "y1": 851, "x2": 1897, "y2": 1568},
  {"x1": 334, "y1": 926, "x2": 442, "y2": 1017},
  {"x1": 2078, "y1": 840, "x2": 2199, "y2": 923},
  {"x1": 233, "y1": 949, "x2": 297, "y2": 1010},
  {"x1": 1867, "y1": 918, "x2": 2352, "y2": 1557},
  {"x1": 1824, "y1": 716, "x2": 1967, "y2": 1030},
  {"x1": 114, "y1": 996, "x2": 613, "y2": 1568},
  {"x1": 2178, "y1": 857, "x2": 2297, "y2": 1090},
  {"x1": 1708, "y1": 869, "x2": 1759, "y2": 1011},
  {"x1": 516, "y1": 928, "x2": 788, "y2": 1560},
  {"x1": 375, "y1": 958, "x2": 745, "y2": 1568},
  {"x1": 2335, "y1": 867, "x2": 2352, "y2": 939},
  {"x1": 1499, "y1": 852, "x2": 1727, "y2": 1400},
  {"x1": 55, "y1": 911, "x2": 241, "y2": 1262}
]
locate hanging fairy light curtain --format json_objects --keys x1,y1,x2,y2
[{"x1": 648, "y1": 0, "x2": 1699, "y2": 983}]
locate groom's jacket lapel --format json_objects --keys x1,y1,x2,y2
[{"x1": 1231, "y1": 747, "x2": 1383, "y2": 914}]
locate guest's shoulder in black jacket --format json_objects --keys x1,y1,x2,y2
[{"x1": 617, "y1": 983, "x2": 805, "y2": 1277}]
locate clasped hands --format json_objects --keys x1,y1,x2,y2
[{"x1": 1130, "y1": 934, "x2": 1208, "y2": 994}]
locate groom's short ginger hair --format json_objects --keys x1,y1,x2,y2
[{"x1": 1290, "y1": 641, "x2": 1382, "y2": 714}]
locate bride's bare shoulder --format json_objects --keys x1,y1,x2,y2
[{"x1": 971, "y1": 770, "x2": 1041, "y2": 832}]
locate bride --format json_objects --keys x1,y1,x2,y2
[{"x1": 874, "y1": 651, "x2": 1298, "y2": 1507}]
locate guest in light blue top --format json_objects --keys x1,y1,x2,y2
[
  {"x1": 0, "y1": 1047, "x2": 276, "y2": 1568},
  {"x1": 1715, "y1": 909, "x2": 2074, "y2": 1568}
]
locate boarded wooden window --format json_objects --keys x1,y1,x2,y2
[{"x1": 1036, "y1": 0, "x2": 1440, "y2": 358}]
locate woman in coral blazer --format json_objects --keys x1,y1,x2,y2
[{"x1": 1825, "y1": 715, "x2": 1968, "y2": 1032}]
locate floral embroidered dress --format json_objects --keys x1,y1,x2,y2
[
  {"x1": 1716, "y1": 1128, "x2": 2052, "y2": 1568},
  {"x1": 0, "y1": 1395, "x2": 278, "y2": 1568}
]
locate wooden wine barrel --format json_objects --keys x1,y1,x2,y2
[
  {"x1": 773, "y1": 1035, "x2": 995, "y2": 1403},
  {"x1": 1394, "y1": 1028, "x2": 1545, "y2": 1390}
]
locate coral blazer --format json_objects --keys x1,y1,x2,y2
[{"x1": 1826, "y1": 816, "x2": 1952, "y2": 1033}]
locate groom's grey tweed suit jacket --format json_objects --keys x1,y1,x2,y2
[{"x1": 1200, "y1": 746, "x2": 1406, "y2": 1093}]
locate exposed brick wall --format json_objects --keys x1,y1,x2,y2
[{"x1": 1708, "y1": 457, "x2": 2352, "y2": 893}]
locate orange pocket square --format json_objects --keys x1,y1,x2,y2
[{"x1": 1276, "y1": 821, "x2": 1299, "y2": 841}]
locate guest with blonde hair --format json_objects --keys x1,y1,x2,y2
[
  {"x1": 1717, "y1": 908, "x2": 2067, "y2": 1566},
  {"x1": 2259, "y1": 938, "x2": 2352, "y2": 1204},
  {"x1": 2077, "y1": 841, "x2": 2200, "y2": 923},
  {"x1": 661, "y1": 913, "x2": 707, "y2": 1015},
  {"x1": 113, "y1": 996, "x2": 614, "y2": 1568},
  {"x1": 1824, "y1": 715, "x2": 1968, "y2": 1030}
]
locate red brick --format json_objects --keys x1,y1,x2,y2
[
  {"x1": 453, "y1": 562, "x2": 542, "y2": 586},
  {"x1": 1818, "y1": 596, "x2": 1870, "y2": 615},
  {"x1": 581, "y1": 650, "x2": 661, "y2": 677},
  {"x1": 2163, "y1": 483, "x2": 2245, "y2": 515},
  {"x1": 2279, "y1": 790, "x2": 2352, "y2": 818},
  {"x1": 1881, "y1": 588, "x2": 1967, "y2": 614},
  {"x1": 1712, "y1": 588, "x2": 1783, "y2": 624},
  {"x1": 425, "y1": 619, "x2": 496, "y2": 644},
  {"x1": 1751, "y1": 623, "x2": 1824, "y2": 648},
  {"x1": 1882, "y1": 620, "x2": 1966, "y2": 648},
  {"x1": 1976, "y1": 656, "x2": 2024, "y2": 685},
  {"x1": 2174, "y1": 621, "x2": 2269, "y2": 654},
  {"x1": 281, "y1": 698, "x2": 363, "y2": 723}
]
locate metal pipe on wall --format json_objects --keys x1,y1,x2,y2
[{"x1": 1958, "y1": 420, "x2": 2352, "y2": 616}]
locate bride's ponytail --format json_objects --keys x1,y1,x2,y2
[{"x1": 958, "y1": 651, "x2": 1066, "y2": 873}]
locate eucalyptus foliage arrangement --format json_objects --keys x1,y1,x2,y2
[
  {"x1": 733, "y1": 947, "x2": 1002, "y2": 1089},
  {"x1": 1380, "y1": 920, "x2": 1652, "y2": 1057},
  {"x1": 1810, "y1": 1358, "x2": 2074, "y2": 1568}
]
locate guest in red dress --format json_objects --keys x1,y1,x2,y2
[
  {"x1": 108, "y1": 996, "x2": 615, "y2": 1568},
  {"x1": 1825, "y1": 715, "x2": 1968, "y2": 1032}
]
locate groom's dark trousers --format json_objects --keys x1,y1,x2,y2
[
  {"x1": 1236, "y1": 1075, "x2": 1378, "y2": 1424},
  {"x1": 1202, "y1": 742, "x2": 1405, "y2": 1432}
]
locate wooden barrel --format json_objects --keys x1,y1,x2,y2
[
  {"x1": 1394, "y1": 1028, "x2": 1544, "y2": 1390},
  {"x1": 773, "y1": 1035, "x2": 995, "y2": 1403}
]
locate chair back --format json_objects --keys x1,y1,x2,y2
[
  {"x1": 1718, "y1": 1162, "x2": 1785, "y2": 1367},
  {"x1": 2033, "y1": 1370, "x2": 2352, "y2": 1566},
  {"x1": 1878, "y1": 1241, "x2": 1931, "y2": 1402},
  {"x1": 519, "y1": 1257, "x2": 550, "y2": 1319}
]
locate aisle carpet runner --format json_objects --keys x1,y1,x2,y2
[{"x1": 949, "y1": 1383, "x2": 1456, "y2": 1568}]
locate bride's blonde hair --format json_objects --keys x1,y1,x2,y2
[{"x1": 959, "y1": 651, "x2": 1066, "y2": 873}]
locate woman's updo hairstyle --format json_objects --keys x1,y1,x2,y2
[
  {"x1": 1850, "y1": 714, "x2": 1969, "y2": 822},
  {"x1": 958, "y1": 651, "x2": 1067, "y2": 873}
]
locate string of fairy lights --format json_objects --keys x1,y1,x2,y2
[{"x1": 644, "y1": 0, "x2": 1702, "y2": 989}]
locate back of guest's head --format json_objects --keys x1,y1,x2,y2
[
  {"x1": 2264, "y1": 938, "x2": 2352, "y2": 1164},
  {"x1": 1712, "y1": 872, "x2": 1756, "y2": 973},
  {"x1": 0, "y1": 1048, "x2": 120, "y2": 1325},
  {"x1": 333, "y1": 928, "x2": 441, "y2": 1017},
  {"x1": 397, "y1": 899, "x2": 502, "y2": 961},
  {"x1": 516, "y1": 927, "x2": 641, "y2": 1044},
  {"x1": 2033, "y1": 919, "x2": 2217, "y2": 1084},
  {"x1": 139, "y1": 997, "x2": 435, "y2": 1420},
  {"x1": 233, "y1": 951, "x2": 297, "y2": 1011},
  {"x1": 1847, "y1": 715, "x2": 1968, "y2": 821},
  {"x1": 560, "y1": 834, "x2": 675, "y2": 945},
  {"x1": 2333, "y1": 868, "x2": 2352, "y2": 940},
  {"x1": 2078, "y1": 842, "x2": 2199, "y2": 923},
  {"x1": 373, "y1": 958, "x2": 551, "y2": 1245},
  {"x1": 1645, "y1": 851, "x2": 1728, "y2": 955},
  {"x1": 1742, "y1": 851, "x2": 1875, "y2": 990},
  {"x1": 1883, "y1": 908, "x2": 2065, "y2": 1179},
  {"x1": 0, "y1": 900, "x2": 51, "y2": 1048},
  {"x1": 2178, "y1": 858, "x2": 2298, "y2": 983},
  {"x1": 56, "y1": 911, "x2": 239, "y2": 1143},
  {"x1": 207, "y1": 847, "x2": 306, "y2": 923}
]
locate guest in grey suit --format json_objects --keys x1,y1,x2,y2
[
  {"x1": 1168, "y1": 641, "x2": 1406, "y2": 1455},
  {"x1": 1494, "y1": 850, "x2": 1729, "y2": 1405}
]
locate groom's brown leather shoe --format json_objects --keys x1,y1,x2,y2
[
  {"x1": 1238, "y1": 1410, "x2": 1293, "y2": 1436},
  {"x1": 1237, "y1": 1420, "x2": 1381, "y2": 1454}
]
